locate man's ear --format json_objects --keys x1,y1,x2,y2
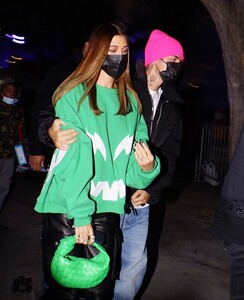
[{"x1": 82, "y1": 42, "x2": 90, "y2": 57}]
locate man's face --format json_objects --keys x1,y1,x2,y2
[
  {"x1": 2, "y1": 84, "x2": 17, "y2": 99},
  {"x1": 146, "y1": 55, "x2": 182, "y2": 91}
]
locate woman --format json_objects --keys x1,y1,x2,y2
[{"x1": 35, "y1": 22, "x2": 160, "y2": 300}]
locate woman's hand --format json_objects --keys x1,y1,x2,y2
[
  {"x1": 48, "y1": 119, "x2": 79, "y2": 150},
  {"x1": 134, "y1": 141, "x2": 155, "y2": 171},
  {"x1": 75, "y1": 224, "x2": 95, "y2": 245}
]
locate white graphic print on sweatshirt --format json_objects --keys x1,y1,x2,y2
[{"x1": 44, "y1": 131, "x2": 134, "y2": 201}]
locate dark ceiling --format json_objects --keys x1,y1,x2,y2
[
  {"x1": 0, "y1": 0, "x2": 228, "y2": 121},
  {"x1": 0, "y1": 0, "x2": 197, "y2": 63},
  {"x1": 0, "y1": 0, "x2": 198, "y2": 88}
]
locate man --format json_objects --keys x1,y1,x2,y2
[
  {"x1": 0, "y1": 80, "x2": 26, "y2": 229},
  {"x1": 28, "y1": 36, "x2": 89, "y2": 171},
  {"x1": 38, "y1": 29, "x2": 185, "y2": 299},
  {"x1": 114, "y1": 29, "x2": 184, "y2": 299}
]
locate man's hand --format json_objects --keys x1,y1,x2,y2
[
  {"x1": 131, "y1": 190, "x2": 150, "y2": 207},
  {"x1": 48, "y1": 119, "x2": 79, "y2": 150},
  {"x1": 28, "y1": 155, "x2": 45, "y2": 171}
]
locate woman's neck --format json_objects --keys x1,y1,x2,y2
[{"x1": 97, "y1": 70, "x2": 115, "y2": 88}]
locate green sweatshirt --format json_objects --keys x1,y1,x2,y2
[{"x1": 34, "y1": 84, "x2": 160, "y2": 226}]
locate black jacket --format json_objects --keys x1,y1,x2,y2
[
  {"x1": 29, "y1": 51, "x2": 82, "y2": 164},
  {"x1": 132, "y1": 60, "x2": 183, "y2": 204},
  {"x1": 211, "y1": 123, "x2": 244, "y2": 244}
]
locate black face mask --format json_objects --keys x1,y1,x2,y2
[
  {"x1": 101, "y1": 54, "x2": 128, "y2": 79},
  {"x1": 159, "y1": 62, "x2": 182, "y2": 83}
]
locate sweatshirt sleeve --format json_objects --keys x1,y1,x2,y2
[
  {"x1": 126, "y1": 113, "x2": 161, "y2": 189},
  {"x1": 56, "y1": 96, "x2": 95, "y2": 226},
  {"x1": 35, "y1": 92, "x2": 95, "y2": 227}
]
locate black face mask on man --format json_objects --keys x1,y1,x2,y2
[
  {"x1": 101, "y1": 54, "x2": 128, "y2": 79},
  {"x1": 159, "y1": 62, "x2": 182, "y2": 84}
]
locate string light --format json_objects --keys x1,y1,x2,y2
[
  {"x1": 12, "y1": 34, "x2": 25, "y2": 40},
  {"x1": 5, "y1": 59, "x2": 16, "y2": 64},
  {"x1": 11, "y1": 55, "x2": 23, "y2": 60},
  {"x1": 5, "y1": 33, "x2": 26, "y2": 44},
  {"x1": 12, "y1": 39, "x2": 25, "y2": 44}
]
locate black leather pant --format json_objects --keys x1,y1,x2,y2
[{"x1": 40, "y1": 213, "x2": 121, "y2": 300}]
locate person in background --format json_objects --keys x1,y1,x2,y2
[
  {"x1": 28, "y1": 32, "x2": 90, "y2": 171},
  {"x1": 211, "y1": 122, "x2": 244, "y2": 300},
  {"x1": 0, "y1": 80, "x2": 26, "y2": 228},
  {"x1": 38, "y1": 29, "x2": 184, "y2": 299},
  {"x1": 34, "y1": 22, "x2": 160, "y2": 300}
]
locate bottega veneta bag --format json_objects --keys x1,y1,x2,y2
[{"x1": 51, "y1": 235, "x2": 110, "y2": 289}]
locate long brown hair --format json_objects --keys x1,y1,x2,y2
[{"x1": 52, "y1": 22, "x2": 141, "y2": 115}]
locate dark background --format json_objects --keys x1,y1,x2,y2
[
  {"x1": 0, "y1": 0, "x2": 228, "y2": 112},
  {"x1": 0, "y1": 0, "x2": 229, "y2": 182}
]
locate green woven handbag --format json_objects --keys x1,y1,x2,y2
[{"x1": 51, "y1": 235, "x2": 110, "y2": 289}]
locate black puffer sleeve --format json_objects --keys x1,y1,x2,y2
[{"x1": 37, "y1": 105, "x2": 56, "y2": 148}]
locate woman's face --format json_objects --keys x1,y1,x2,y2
[
  {"x1": 108, "y1": 35, "x2": 128, "y2": 55},
  {"x1": 100, "y1": 35, "x2": 129, "y2": 82}
]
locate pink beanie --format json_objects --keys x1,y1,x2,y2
[{"x1": 144, "y1": 29, "x2": 184, "y2": 66}]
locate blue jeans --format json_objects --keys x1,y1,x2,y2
[
  {"x1": 224, "y1": 241, "x2": 244, "y2": 300},
  {"x1": 113, "y1": 206, "x2": 149, "y2": 300}
]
